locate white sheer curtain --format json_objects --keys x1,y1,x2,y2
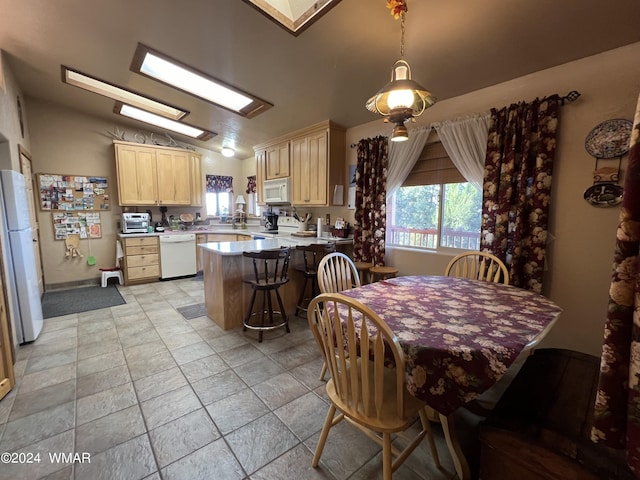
[
  {"x1": 433, "y1": 112, "x2": 490, "y2": 191},
  {"x1": 386, "y1": 126, "x2": 432, "y2": 201}
]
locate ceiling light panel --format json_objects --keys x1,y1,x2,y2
[
  {"x1": 61, "y1": 66, "x2": 188, "y2": 120},
  {"x1": 115, "y1": 103, "x2": 216, "y2": 141},
  {"x1": 131, "y1": 44, "x2": 273, "y2": 119}
]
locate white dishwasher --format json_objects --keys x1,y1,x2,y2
[{"x1": 159, "y1": 233, "x2": 197, "y2": 279}]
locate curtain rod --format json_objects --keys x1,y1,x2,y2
[{"x1": 350, "y1": 90, "x2": 581, "y2": 148}]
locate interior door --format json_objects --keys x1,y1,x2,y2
[
  {"x1": 0, "y1": 241, "x2": 15, "y2": 401},
  {"x1": 19, "y1": 146, "x2": 44, "y2": 294}
]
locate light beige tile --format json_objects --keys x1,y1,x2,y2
[
  {"x1": 140, "y1": 385, "x2": 201, "y2": 430},
  {"x1": 160, "y1": 438, "x2": 244, "y2": 480},
  {"x1": 133, "y1": 366, "x2": 188, "y2": 402},
  {"x1": 148, "y1": 408, "x2": 219, "y2": 467},
  {"x1": 18, "y1": 363, "x2": 76, "y2": 395},
  {"x1": 76, "y1": 404, "x2": 146, "y2": 455},
  {"x1": 74, "y1": 434, "x2": 157, "y2": 480},
  {"x1": 76, "y1": 382, "x2": 137, "y2": 425}
]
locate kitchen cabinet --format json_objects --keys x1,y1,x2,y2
[
  {"x1": 291, "y1": 121, "x2": 345, "y2": 206},
  {"x1": 256, "y1": 149, "x2": 266, "y2": 205},
  {"x1": 190, "y1": 151, "x2": 203, "y2": 206},
  {"x1": 254, "y1": 121, "x2": 345, "y2": 207},
  {"x1": 121, "y1": 237, "x2": 160, "y2": 284},
  {"x1": 114, "y1": 141, "x2": 201, "y2": 206},
  {"x1": 265, "y1": 141, "x2": 290, "y2": 179}
]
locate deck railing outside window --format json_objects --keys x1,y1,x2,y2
[{"x1": 388, "y1": 226, "x2": 480, "y2": 250}]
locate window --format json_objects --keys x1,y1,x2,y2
[
  {"x1": 205, "y1": 174, "x2": 233, "y2": 217},
  {"x1": 387, "y1": 142, "x2": 482, "y2": 250},
  {"x1": 206, "y1": 192, "x2": 231, "y2": 217}
]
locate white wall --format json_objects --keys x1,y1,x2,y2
[{"x1": 345, "y1": 42, "x2": 640, "y2": 356}]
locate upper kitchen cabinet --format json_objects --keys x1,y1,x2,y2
[
  {"x1": 253, "y1": 121, "x2": 345, "y2": 207},
  {"x1": 265, "y1": 141, "x2": 290, "y2": 179},
  {"x1": 255, "y1": 149, "x2": 266, "y2": 205},
  {"x1": 291, "y1": 121, "x2": 345, "y2": 206},
  {"x1": 190, "y1": 151, "x2": 203, "y2": 206},
  {"x1": 114, "y1": 141, "x2": 201, "y2": 206}
]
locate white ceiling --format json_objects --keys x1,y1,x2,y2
[{"x1": 1, "y1": 0, "x2": 639, "y2": 158}]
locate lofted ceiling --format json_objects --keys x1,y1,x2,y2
[{"x1": 1, "y1": 0, "x2": 639, "y2": 159}]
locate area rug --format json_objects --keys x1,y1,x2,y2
[
  {"x1": 42, "y1": 284, "x2": 126, "y2": 319},
  {"x1": 177, "y1": 303, "x2": 207, "y2": 320}
]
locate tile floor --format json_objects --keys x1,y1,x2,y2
[{"x1": 0, "y1": 276, "x2": 477, "y2": 480}]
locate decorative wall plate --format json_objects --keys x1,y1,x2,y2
[
  {"x1": 585, "y1": 119, "x2": 633, "y2": 158},
  {"x1": 583, "y1": 183, "x2": 623, "y2": 207}
]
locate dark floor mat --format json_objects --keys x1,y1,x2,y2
[
  {"x1": 42, "y1": 284, "x2": 126, "y2": 319},
  {"x1": 177, "y1": 303, "x2": 207, "y2": 319}
]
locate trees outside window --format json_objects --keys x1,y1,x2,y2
[{"x1": 388, "y1": 182, "x2": 481, "y2": 250}]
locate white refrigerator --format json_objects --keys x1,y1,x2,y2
[{"x1": 0, "y1": 169, "x2": 43, "y2": 343}]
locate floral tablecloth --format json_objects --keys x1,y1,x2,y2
[{"x1": 339, "y1": 275, "x2": 562, "y2": 415}]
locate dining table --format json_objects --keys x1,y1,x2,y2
[{"x1": 337, "y1": 275, "x2": 563, "y2": 480}]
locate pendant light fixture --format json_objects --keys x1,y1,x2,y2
[{"x1": 366, "y1": 0, "x2": 436, "y2": 142}]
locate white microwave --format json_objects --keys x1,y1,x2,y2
[{"x1": 263, "y1": 177, "x2": 291, "y2": 204}]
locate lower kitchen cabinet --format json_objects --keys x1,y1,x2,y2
[{"x1": 122, "y1": 237, "x2": 160, "y2": 285}]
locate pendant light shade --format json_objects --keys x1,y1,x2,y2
[
  {"x1": 366, "y1": 1, "x2": 436, "y2": 141},
  {"x1": 366, "y1": 59, "x2": 436, "y2": 118}
]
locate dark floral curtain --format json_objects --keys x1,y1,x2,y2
[
  {"x1": 205, "y1": 175, "x2": 233, "y2": 193},
  {"x1": 480, "y1": 95, "x2": 561, "y2": 293},
  {"x1": 246, "y1": 175, "x2": 256, "y2": 194},
  {"x1": 354, "y1": 136, "x2": 388, "y2": 265},
  {"x1": 591, "y1": 94, "x2": 640, "y2": 476}
]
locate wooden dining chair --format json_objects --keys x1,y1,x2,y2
[
  {"x1": 445, "y1": 251, "x2": 510, "y2": 284},
  {"x1": 317, "y1": 252, "x2": 361, "y2": 294},
  {"x1": 307, "y1": 293, "x2": 440, "y2": 480},
  {"x1": 316, "y1": 252, "x2": 362, "y2": 380}
]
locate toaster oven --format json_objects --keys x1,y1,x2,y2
[{"x1": 121, "y1": 212, "x2": 150, "y2": 234}]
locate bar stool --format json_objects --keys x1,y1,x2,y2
[
  {"x1": 354, "y1": 261, "x2": 373, "y2": 284},
  {"x1": 369, "y1": 265, "x2": 399, "y2": 282},
  {"x1": 242, "y1": 248, "x2": 291, "y2": 342},
  {"x1": 295, "y1": 242, "x2": 336, "y2": 317}
]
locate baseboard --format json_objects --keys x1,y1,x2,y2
[{"x1": 45, "y1": 278, "x2": 101, "y2": 291}]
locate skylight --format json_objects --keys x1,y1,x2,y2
[
  {"x1": 115, "y1": 103, "x2": 216, "y2": 141},
  {"x1": 131, "y1": 44, "x2": 272, "y2": 119},
  {"x1": 242, "y1": 0, "x2": 342, "y2": 35},
  {"x1": 62, "y1": 67, "x2": 188, "y2": 120}
]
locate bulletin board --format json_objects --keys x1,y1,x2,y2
[
  {"x1": 38, "y1": 174, "x2": 110, "y2": 211},
  {"x1": 52, "y1": 212, "x2": 102, "y2": 240}
]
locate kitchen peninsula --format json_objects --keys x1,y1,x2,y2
[{"x1": 200, "y1": 236, "x2": 351, "y2": 331}]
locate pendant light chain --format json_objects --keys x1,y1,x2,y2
[{"x1": 400, "y1": 13, "x2": 406, "y2": 59}]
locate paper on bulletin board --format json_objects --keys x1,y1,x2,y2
[
  {"x1": 52, "y1": 212, "x2": 102, "y2": 240},
  {"x1": 38, "y1": 174, "x2": 110, "y2": 211}
]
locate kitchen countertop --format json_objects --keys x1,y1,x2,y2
[
  {"x1": 200, "y1": 234, "x2": 352, "y2": 256},
  {"x1": 118, "y1": 227, "x2": 353, "y2": 244}
]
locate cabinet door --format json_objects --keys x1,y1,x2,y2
[
  {"x1": 0, "y1": 271, "x2": 15, "y2": 401},
  {"x1": 156, "y1": 150, "x2": 191, "y2": 205},
  {"x1": 115, "y1": 144, "x2": 158, "y2": 205},
  {"x1": 291, "y1": 137, "x2": 308, "y2": 204},
  {"x1": 292, "y1": 130, "x2": 328, "y2": 205},
  {"x1": 255, "y1": 150, "x2": 266, "y2": 205},
  {"x1": 307, "y1": 130, "x2": 328, "y2": 205},
  {"x1": 190, "y1": 152, "x2": 203, "y2": 206},
  {"x1": 266, "y1": 142, "x2": 290, "y2": 179}
]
